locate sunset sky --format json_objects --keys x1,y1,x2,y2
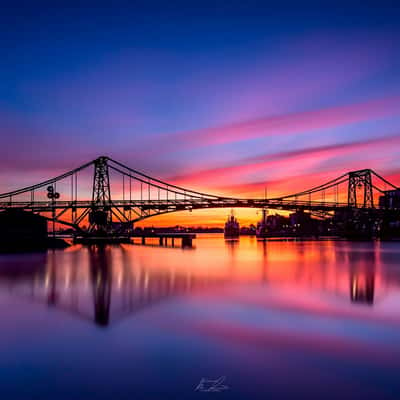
[{"x1": 2, "y1": 1, "x2": 400, "y2": 226}]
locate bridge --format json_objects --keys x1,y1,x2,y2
[{"x1": 0, "y1": 156, "x2": 399, "y2": 233}]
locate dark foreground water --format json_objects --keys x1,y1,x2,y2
[{"x1": 1, "y1": 235, "x2": 400, "y2": 400}]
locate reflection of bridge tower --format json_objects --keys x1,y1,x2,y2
[
  {"x1": 89, "y1": 156, "x2": 112, "y2": 232},
  {"x1": 348, "y1": 169, "x2": 373, "y2": 208},
  {"x1": 89, "y1": 245, "x2": 112, "y2": 326},
  {"x1": 47, "y1": 251, "x2": 58, "y2": 306},
  {"x1": 350, "y1": 268, "x2": 375, "y2": 304},
  {"x1": 347, "y1": 245, "x2": 376, "y2": 305}
]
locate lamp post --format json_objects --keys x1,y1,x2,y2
[{"x1": 47, "y1": 185, "x2": 60, "y2": 239}]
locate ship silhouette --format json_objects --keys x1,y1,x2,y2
[{"x1": 224, "y1": 210, "x2": 240, "y2": 238}]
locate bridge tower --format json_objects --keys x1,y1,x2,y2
[
  {"x1": 347, "y1": 169, "x2": 374, "y2": 208},
  {"x1": 89, "y1": 156, "x2": 112, "y2": 232}
]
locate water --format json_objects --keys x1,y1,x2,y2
[{"x1": 1, "y1": 235, "x2": 400, "y2": 399}]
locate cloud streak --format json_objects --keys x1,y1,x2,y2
[
  {"x1": 168, "y1": 133, "x2": 400, "y2": 188},
  {"x1": 148, "y1": 95, "x2": 400, "y2": 151}
]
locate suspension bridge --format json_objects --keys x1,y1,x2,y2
[{"x1": 0, "y1": 156, "x2": 399, "y2": 236}]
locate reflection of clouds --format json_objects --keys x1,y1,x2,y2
[
  {"x1": 0, "y1": 245, "x2": 231, "y2": 326},
  {"x1": 0, "y1": 238, "x2": 399, "y2": 325},
  {"x1": 151, "y1": 315, "x2": 400, "y2": 368}
]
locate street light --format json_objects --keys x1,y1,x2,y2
[{"x1": 47, "y1": 186, "x2": 60, "y2": 237}]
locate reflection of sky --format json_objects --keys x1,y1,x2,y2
[
  {"x1": 1, "y1": 238, "x2": 400, "y2": 398},
  {"x1": 1, "y1": 2, "x2": 400, "y2": 225}
]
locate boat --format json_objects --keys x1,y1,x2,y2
[{"x1": 224, "y1": 211, "x2": 240, "y2": 238}]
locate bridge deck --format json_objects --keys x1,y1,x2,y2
[{"x1": 0, "y1": 198, "x2": 382, "y2": 212}]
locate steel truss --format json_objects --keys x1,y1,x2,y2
[{"x1": 0, "y1": 156, "x2": 398, "y2": 232}]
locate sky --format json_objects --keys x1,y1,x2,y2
[{"x1": 1, "y1": 1, "x2": 400, "y2": 226}]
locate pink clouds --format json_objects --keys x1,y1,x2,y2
[
  {"x1": 150, "y1": 304, "x2": 400, "y2": 367},
  {"x1": 167, "y1": 134, "x2": 400, "y2": 194},
  {"x1": 146, "y1": 95, "x2": 400, "y2": 153}
]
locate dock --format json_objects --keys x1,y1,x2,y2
[
  {"x1": 72, "y1": 232, "x2": 196, "y2": 247},
  {"x1": 132, "y1": 233, "x2": 196, "y2": 247}
]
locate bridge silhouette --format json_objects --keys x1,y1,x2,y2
[{"x1": 0, "y1": 156, "x2": 398, "y2": 232}]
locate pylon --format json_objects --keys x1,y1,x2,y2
[
  {"x1": 347, "y1": 169, "x2": 374, "y2": 208},
  {"x1": 89, "y1": 156, "x2": 112, "y2": 232}
]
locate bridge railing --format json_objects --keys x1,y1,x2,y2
[{"x1": 0, "y1": 198, "x2": 396, "y2": 210}]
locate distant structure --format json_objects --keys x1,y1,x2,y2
[
  {"x1": 240, "y1": 224, "x2": 256, "y2": 235},
  {"x1": 379, "y1": 189, "x2": 400, "y2": 209},
  {"x1": 224, "y1": 210, "x2": 240, "y2": 238},
  {"x1": 0, "y1": 209, "x2": 47, "y2": 251},
  {"x1": 256, "y1": 209, "x2": 268, "y2": 238}
]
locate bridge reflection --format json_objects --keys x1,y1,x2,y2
[
  {"x1": 0, "y1": 246, "x2": 232, "y2": 326},
  {"x1": 256, "y1": 240, "x2": 381, "y2": 305},
  {"x1": 89, "y1": 246, "x2": 112, "y2": 325},
  {"x1": 350, "y1": 269, "x2": 374, "y2": 304},
  {"x1": 0, "y1": 240, "x2": 393, "y2": 326},
  {"x1": 347, "y1": 248, "x2": 376, "y2": 305}
]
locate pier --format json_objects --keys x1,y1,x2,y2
[
  {"x1": 132, "y1": 233, "x2": 196, "y2": 247},
  {"x1": 73, "y1": 233, "x2": 196, "y2": 247}
]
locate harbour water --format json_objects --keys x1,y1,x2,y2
[{"x1": 1, "y1": 235, "x2": 400, "y2": 399}]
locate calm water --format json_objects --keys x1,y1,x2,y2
[{"x1": 1, "y1": 235, "x2": 400, "y2": 399}]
